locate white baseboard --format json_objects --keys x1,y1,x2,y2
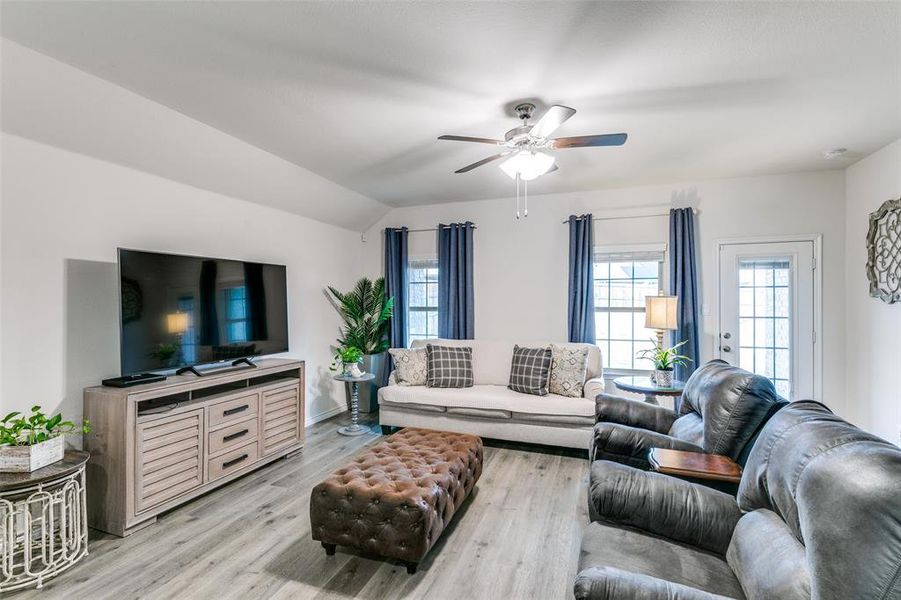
[{"x1": 305, "y1": 405, "x2": 347, "y2": 427}]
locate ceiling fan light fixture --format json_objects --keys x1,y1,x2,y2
[{"x1": 499, "y1": 150, "x2": 555, "y2": 181}]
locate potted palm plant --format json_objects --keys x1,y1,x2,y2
[
  {"x1": 327, "y1": 277, "x2": 394, "y2": 413},
  {"x1": 0, "y1": 406, "x2": 91, "y2": 472},
  {"x1": 636, "y1": 341, "x2": 692, "y2": 388}
]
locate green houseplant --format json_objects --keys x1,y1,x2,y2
[
  {"x1": 327, "y1": 277, "x2": 395, "y2": 412},
  {"x1": 636, "y1": 340, "x2": 693, "y2": 387},
  {"x1": 330, "y1": 345, "x2": 364, "y2": 377},
  {"x1": 0, "y1": 406, "x2": 91, "y2": 473}
]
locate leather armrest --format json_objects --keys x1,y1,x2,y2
[
  {"x1": 574, "y1": 566, "x2": 733, "y2": 600},
  {"x1": 590, "y1": 422, "x2": 704, "y2": 467},
  {"x1": 588, "y1": 461, "x2": 741, "y2": 555},
  {"x1": 595, "y1": 394, "x2": 677, "y2": 433}
]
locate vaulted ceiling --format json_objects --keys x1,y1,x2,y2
[{"x1": 3, "y1": 1, "x2": 900, "y2": 210}]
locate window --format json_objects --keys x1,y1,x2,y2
[
  {"x1": 224, "y1": 286, "x2": 248, "y2": 343},
  {"x1": 594, "y1": 250, "x2": 665, "y2": 371},
  {"x1": 408, "y1": 258, "x2": 438, "y2": 347},
  {"x1": 737, "y1": 259, "x2": 792, "y2": 398}
]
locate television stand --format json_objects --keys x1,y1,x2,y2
[
  {"x1": 84, "y1": 357, "x2": 304, "y2": 536},
  {"x1": 176, "y1": 358, "x2": 258, "y2": 377}
]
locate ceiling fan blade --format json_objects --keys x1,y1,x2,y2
[
  {"x1": 454, "y1": 153, "x2": 508, "y2": 173},
  {"x1": 529, "y1": 105, "x2": 576, "y2": 139},
  {"x1": 553, "y1": 133, "x2": 628, "y2": 148},
  {"x1": 438, "y1": 135, "x2": 502, "y2": 145}
]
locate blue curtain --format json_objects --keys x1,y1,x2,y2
[
  {"x1": 670, "y1": 208, "x2": 700, "y2": 382},
  {"x1": 384, "y1": 227, "x2": 409, "y2": 350},
  {"x1": 568, "y1": 214, "x2": 596, "y2": 343},
  {"x1": 438, "y1": 222, "x2": 475, "y2": 339}
]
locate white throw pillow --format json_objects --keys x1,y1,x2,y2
[
  {"x1": 549, "y1": 344, "x2": 590, "y2": 397},
  {"x1": 388, "y1": 347, "x2": 428, "y2": 386}
]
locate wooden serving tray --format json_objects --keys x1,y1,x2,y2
[{"x1": 648, "y1": 448, "x2": 742, "y2": 484}]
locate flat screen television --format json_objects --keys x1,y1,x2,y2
[{"x1": 118, "y1": 249, "x2": 289, "y2": 375}]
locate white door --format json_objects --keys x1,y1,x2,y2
[{"x1": 718, "y1": 241, "x2": 816, "y2": 400}]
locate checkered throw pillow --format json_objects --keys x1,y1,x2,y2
[
  {"x1": 508, "y1": 345, "x2": 552, "y2": 396},
  {"x1": 426, "y1": 344, "x2": 474, "y2": 388}
]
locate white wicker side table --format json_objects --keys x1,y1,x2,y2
[{"x1": 0, "y1": 450, "x2": 89, "y2": 592}]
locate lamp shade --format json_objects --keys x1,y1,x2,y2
[
  {"x1": 166, "y1": 312, "x2": 189, "y2": 334},
  {"x1": 645, "y1": 295, "x2": 678, "y2": 330}
]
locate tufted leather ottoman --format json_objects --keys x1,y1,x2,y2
[{"x1": 310, "y1": 427, "x2": 483, "y2": 573}]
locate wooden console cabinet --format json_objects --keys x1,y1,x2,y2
[{"x1": 83, "y1": 358, "x2": 304, "y2": 536}]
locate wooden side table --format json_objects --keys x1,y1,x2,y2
[
  {"x1": 613, "y1": 376, "x2": 686, "y2": 409},
  {"x1": 333, "y1": 373, "x2": 376, "y2": 436},
  {"x1": 648, "y1": 448, "x2": 742, "y2": 484},
  {"x1": 0, "y1": 450, "x2": 90, "y2": 591}
]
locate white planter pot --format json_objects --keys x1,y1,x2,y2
[
  {"x1": 0, "y1": 436, "x2": 65, "y2": 473},
  {"x1": 654, "y1": 369, "x2": 674, "y2": 388}
]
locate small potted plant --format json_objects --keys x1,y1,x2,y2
[
  {"x1": 330, "y1": 345, "x2": 365, "y2": 378},
  {"x1": 0, "y1": 406, "x2": 91, "y2": 473},
  {"x1": 636, "y1": 341, "x2": 693, "y2": 388}
]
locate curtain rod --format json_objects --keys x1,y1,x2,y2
[
  {"x1": 388, "y1": 225, "x2": 477, "y2": 233},
  {"x1": 561, "y1": 209, "x2": 697, "y2": 224}
]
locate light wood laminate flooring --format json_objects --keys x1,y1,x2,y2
[{"x1": 13, "y1": 413, "x2": 589, "y2": 600}]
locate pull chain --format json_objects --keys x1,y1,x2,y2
[
  {"x1": 515, "y1": 173, "x2": 521, "y2": 219},
  {"x1": 524, "y1": 179, "x2": 529, "y2": 217}
]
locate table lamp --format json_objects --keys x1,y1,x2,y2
[
  {"x1": 166, "y1": 312, "x2": 189, "y2": 335},
  {"x1": 645, "y1": 294, "x2": 678, "y2": 349}
]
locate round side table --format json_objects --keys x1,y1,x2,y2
[
  {"x1": 0, "y1": 450, "x2": 90, "y2": 592},
  {"x1": 334, "y1": 373, "x2": 376, "y2": 436},
  {"x1": 614, "y1": 376, "x2": 686, "y2": 409}
]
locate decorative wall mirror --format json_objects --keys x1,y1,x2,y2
[{"x1": 866, "y1": 197, "x2": 901, "y2": 304}]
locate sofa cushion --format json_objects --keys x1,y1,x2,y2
[
  {"x1": 426, "y1": 344, "x2": 474, "y2": 388},
  {"x1": 379, "y1": 384, "x2": 594, "y2": 418},
  {"x1": 579, "y1": 521, "x2": 745, "y2": 599},
  {"x1": 726, "y1": 510, "x2": 810, "y2": 600},
  {"x1": 508, "y1": 345, "x2": 552, "y2": 396},
  {"x1": 388, "y1": 347, "x2": 428, "y2": 386},
  {"x1": 548, "y1": 343, "x2": 590, "y2": 398}
]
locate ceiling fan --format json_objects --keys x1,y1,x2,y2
[{"x1": 437, "y1": 102, "x2": 627, "y2": 218}]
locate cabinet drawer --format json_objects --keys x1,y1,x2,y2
[
  {"x1": 208, "y1": 416, "x2": 258, "y2": 457},
  {"x1": 208, "y1": 392, "x2": 259, "y2": 429},
  {"x1": 207, "y1": 441, "x2": 258, "y2": 481},
  {"x1": 136, "y1": 409, "x2": 203, "y2": 513}
]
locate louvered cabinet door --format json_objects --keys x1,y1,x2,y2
[
  {"x1": 261, "y1": 385, "x2": 301, "y2": 455},
  {"x1": 135, "y1": 409, "x2": 204, "y2": 513}
]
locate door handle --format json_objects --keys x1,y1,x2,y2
[
  {"x1": 722, "y1": 332, "x2": 732, "y2": 339},
  {"x1": 722, "y1": 345, "x2": 732, "y2": 353}
]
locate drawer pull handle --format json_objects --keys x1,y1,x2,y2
[
  {"x1": 223, "y1": 454, "x2": 249, "y2": 469},
  {"x1": 223, "y1": 405, "x2": 249, "y2": 416},
  {"x1": 223, "y1": 429, "x2": 249, "y2": 443}
]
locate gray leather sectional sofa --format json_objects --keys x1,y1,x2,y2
[
  {"x1": 591, "y1": 360, "x2": 785, "y2": 471},
  {"x1": 575, "y1": 400, "x2": 901, "y2": 599}
]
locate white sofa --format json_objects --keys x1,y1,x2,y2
[{"x1": 378, "y1": 339, "x2": 604, "y2": 450}]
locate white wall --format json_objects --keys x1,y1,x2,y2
[
  {"x1": 1, "y1": 134, "x2": 359, "y2": 430},
  {"x1": 365, "y1": 170, "x2": 847, "y2": 414},
  {"x1": 844, "y1": 138, "x2": 901, "y2": 444}
]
